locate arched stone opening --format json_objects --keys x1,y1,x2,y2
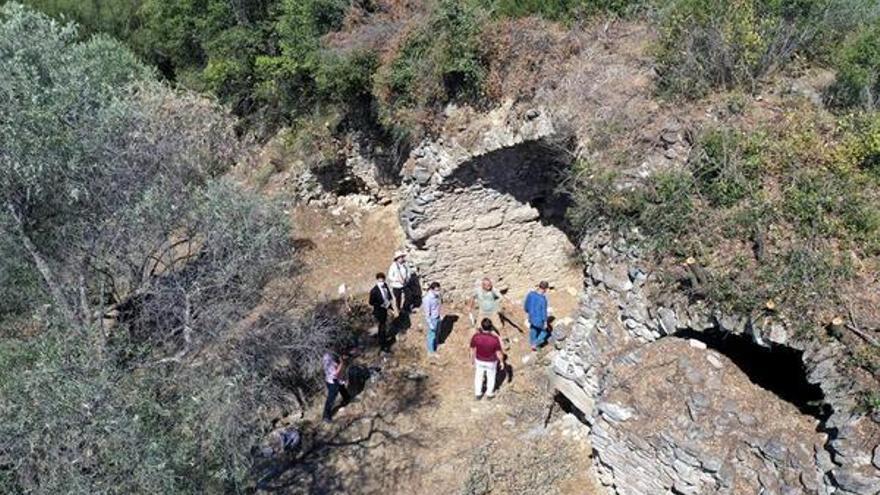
[
  {"x1": 401, "y1": 138, "x2": 582, "y2": 301},
  {"x1": 676, "y1": 327, "x2": 829, "y2": 419}
]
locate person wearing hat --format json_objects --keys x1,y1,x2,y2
[
  {"x1": 523, "y1": 281, "x2": 550, "y2": 351},
  {"x1": 387, "y1": 250, "x2": 412, "y2": 313}
]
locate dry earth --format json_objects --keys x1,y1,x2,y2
[{"x1": 263, "y1": 201, "x2": 599, "y2": 494}]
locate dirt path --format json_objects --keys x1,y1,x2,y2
[{"x1": 271, "y1": 202, "x2": 597, "y2": 494}]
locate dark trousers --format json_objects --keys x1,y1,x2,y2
[
  {"x1": 392, "y1": 287, "x2": 406, "y2": 312},
  {"x1": 323, "y1": 380, "x2": 350, "y2": 421},
  {"x1": 374, "y1": 308, "x2": 389, "y2": 350}
]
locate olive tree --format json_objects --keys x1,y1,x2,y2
[{"x1": 0, "y1": 5, "x2": 342, "y2": 493}]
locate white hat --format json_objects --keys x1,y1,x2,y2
[{"x1": 393, "y1": 250, "x2": 407, "y2": 260}]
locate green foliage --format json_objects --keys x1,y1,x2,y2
[
  {"x1": 856, "y1": 390, "x2": 880, "y2": 413},
  {"x1": 655, "y1": 0, "x2": 876, "y2": 98},
  {"x1": 828, "y1": 22, "x2": 880, "y2": 110},
  {"x1": 12, "y1": 0, "x2": 142, "y2": 40},
  {"x1": 379, "y1": 0, "x2": 488, "y2": 136},
  {"x1": 824, "y1": 5, "x2": 880, "y2": 109},
  {"x1": 638, "y1": 170, "x2": 697, "y2": 246},
  {"x1": 690, "y1": 129, "x2": 762, "y2": 207},
  {"x1": 481, "y1": 0, "x2": 642, "y2": 20},
  {"x1": 0, "y1": 7, "x2": 350, "y2": 493},
  {"x1": 565, "y1": 160, "x2": 642, "y2": 237},
  {"x1": 567, "y1": 107, "x2": 880, "y2": 337}
]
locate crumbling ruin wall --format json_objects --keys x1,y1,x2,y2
[
  {"x1": 398, "y1": 105, "x2": 581, "y2": 301},
  {"x1": 552, "y1": 234, "x2": 880, "y2": 495}
]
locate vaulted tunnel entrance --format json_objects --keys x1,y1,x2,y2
[
  {"x1": 441, "y1": 139, "x2": 576, "y2": 243},
  {"x1": 403, "y1": 138, "x2": 582, "y2": 302},
  {"x1": 676, "y1": 328, "x2": 828, "y2": 419}
]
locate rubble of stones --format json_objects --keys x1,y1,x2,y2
[
  {"x1": 552, "y1": 233, "x2": 880, "y2": 494},
  {"x1": 289, "y1": 136, "x2": 393, "y2": 209}
]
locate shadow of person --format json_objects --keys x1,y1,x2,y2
[
  {"x1": 407, "y1": 273, "x2": 423, "y2": 311},
  {"x1": 499, "y1": 312, "x2": 524, "y2": 334},
  {"x1": 344, "y1": 364, "x2": 372, "y2": 399},
  {"x1": 540, "y1": 315, "x2": 556, "y2": 348},
  {"x1": 438, "y1": 314, "x2": 458, "y2": 346},
  {"x1": 496, "y1": 355, "x2": 514, "y2": 389},
  {"x1": 391, "y1": 310, "x2": 411, "y2": 337}
]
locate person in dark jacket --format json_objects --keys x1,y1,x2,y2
[{"x1": 369, "y1": 272, "x2": 394, "y2": 352}]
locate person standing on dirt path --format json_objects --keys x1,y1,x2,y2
[
  {"x1": 387, "y1": 251, "x2": 412, "y2": 313},
  {"x1": 369, "y1": 272, "x2": 394, "y2": 352},
  {"x1": 471, "y1": 318, "x2": 505, "y2": 400},
  {"x1": 322, "y1": 350, "x2": 351, "y2": 423},
  {"x1": 524, "y1": 281, "x2": 550, "y2": 351},
  {"x1": 423, "y1": 282, "x2": 442, "y2": 357},
  {"x1": 469, "y1": 277, "x2": 510, "y2": 350}
]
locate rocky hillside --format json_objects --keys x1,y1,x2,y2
[{"x1": 3, "y1": 0, "x2": 880, "y2": 494}]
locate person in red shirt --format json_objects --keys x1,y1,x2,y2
[{"x1": 470, "y1": 318, "x2": 506, "y2": 400}]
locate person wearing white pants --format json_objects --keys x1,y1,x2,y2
[
  {"x1": 470, "y1": 318, "x2": 505, "y2": 400},
  {"x1": 474, "y1": 359, "x2": 498, "y2": 398}
]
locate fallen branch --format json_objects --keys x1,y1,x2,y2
[{"x1": 845, "y1": 303, "x2": 880, "y2": 348}]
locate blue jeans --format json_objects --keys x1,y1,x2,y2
[
  {"x1": 427, "y1": 316, "x2": 440, "y2": 353},
  {"x1": 323, "y1": 380, "x2": 350, "y2": 421},
  {"x1": 529, "y1": 324, "x2": 548, "y2": 348}
]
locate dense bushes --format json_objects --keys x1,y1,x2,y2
[
  {"x1": 375, "y1": 0, "x2": 489, "y2": 137},
  {"x1": 481, "y1": 0, "x2": 643, "y2": 21},
  {"x1": 0, "y1": 5, "x2": 351, "y2": 492},
  {"x1": 655, "y1": 0, "x2": 878, "y2": 98},
  {"x1": 829, "y1": 21, "x2": 880, "y2": 110}
]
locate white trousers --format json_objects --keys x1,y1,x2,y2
[{"x1": 474, "y1": 359, "x2": 498, "y2": 397}]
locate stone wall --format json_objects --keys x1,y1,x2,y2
[
  {"x1": 398, "y1": 104, "x2": 582, "y2": 301},
  {"x1": 551, "y1": 234, "x2": 880, "y2": 495}
]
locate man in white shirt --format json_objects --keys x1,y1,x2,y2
[{"x1": 387, "y1": 250, "x2": 412, "y2": 313}]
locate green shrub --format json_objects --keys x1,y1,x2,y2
[
  {"x1": 380, "y1": 0, "x2": 488, "y2": 124},
  {"x1": 16, "y1": 0, "x2": 142, "y2": 40},
  {"x1": 565, "y1": 160, "x2": 643, "y2": 237},
  {"x1": 689, "y1": 129, "x2": 762, "y2": 207},
  {"x1": 480, "y1": 0, "x2": 643, "y2": 21},
  {"x1": 316, "y1": 50, "x2": 379, "y2": 103},
  {"x1": 638, "y1": 170, "x2": 697, "y2": 245},
  {"x1": 828, "y1": 20, "x2": 880, "y2": 109},
  {"x1": 567, "y1": 110, "x2": 880, "y2": 338},
  {"x1": 655, "y1": 0, "x2": 873, "y2": 98}
]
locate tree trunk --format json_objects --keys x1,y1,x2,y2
[{"x1": 6, "y1": 202, "x2": 77, "y2": 323}]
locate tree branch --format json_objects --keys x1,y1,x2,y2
[{"x1": 6, "y1": 202, "x2": 77, "y2": 323}]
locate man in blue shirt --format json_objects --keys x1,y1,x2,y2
[
  {"x1": 523, "y1": 281, "x2": 550, "y2": 351},
  {"x1": 423, "y1": 282, "x2": 442, "y2": 356}
]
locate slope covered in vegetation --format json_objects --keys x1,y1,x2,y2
[{"x1": 3, "y1": 0, "x2": 880, "y2": 492}]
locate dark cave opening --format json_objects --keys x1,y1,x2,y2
[
  {"x1": 549, "y1": 391, "x2": 589, "y2": 427},
  {"x1": 675, "y1": 328, "x2": 829, "y2": 420},
  {"x1": 443, "y1": 139, "x2": 577, "y2": 242},
  {"x1": 313, "y1": 160, "x2": 370, "y2": 196}
]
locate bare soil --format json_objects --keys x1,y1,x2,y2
[{"x1": 264, "y1": 202, "x2": 598, "y2": 494}]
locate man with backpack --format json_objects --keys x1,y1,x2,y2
[
  {"x1": 470, "y1": 318, "x2": 505, "y2": 400},
  {"x1": 523, "y1": 281, "x2": 550, "y2": 351}
]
